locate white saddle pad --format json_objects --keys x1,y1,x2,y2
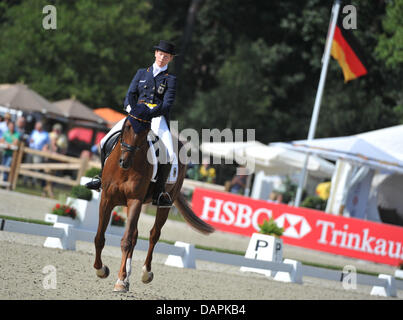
[
  {"x1": 104, "y1": 134, "x2": 178, "y2": 185},
  {"x1": 147, "y1": 138, "x2": 178, "y2": 184}
]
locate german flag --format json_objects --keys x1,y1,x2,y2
[{"x1": 331, "y1": 18, "x2": 368, "y2": 82}]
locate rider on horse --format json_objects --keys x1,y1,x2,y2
[{"x1": 86, "y1": 40, "x2": 177, "y2": 208}]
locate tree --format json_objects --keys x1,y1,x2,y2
[
  {"x1": 0, "y1": 0, "x2": 401, "y2": 144},
  {"x1": 0, "y1": 0, "x2": 162, "y2": 108},
  {"x1": 375, "y1": 0, "x2": 403, "y2": 123},
  {"x1": 376, "y1": 0, "x2": 403, "y2": 69},
  {"x1": 174, "y1": 0, "x2": 402, "y2": 143}
]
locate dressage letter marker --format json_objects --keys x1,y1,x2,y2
[{"x1": 240, "y1": 233, "x2": 283, "y2": 277}]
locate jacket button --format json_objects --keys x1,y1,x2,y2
[{"x1": 144, "y1": 85, "x2": 147, "y2": 89}]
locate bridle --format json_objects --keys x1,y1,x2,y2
[{"x1": 120, "y1": 116, "x2": 149, "y2": 154}]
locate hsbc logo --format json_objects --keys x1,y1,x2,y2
[{"x1": 275, "y1": 213, "x2": 312, "y2": 239}]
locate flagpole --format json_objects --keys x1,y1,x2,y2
[{"x1": 294, "y1": 0, "x2": 341, "y2": 207}]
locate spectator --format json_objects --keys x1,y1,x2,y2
[
  {"x1": 25, "y1": 121, "x2": 50, "y2": 187},
  {"x1": 0, "y1": 121, "x2": 20, "y2": 182},
  {"x1": 29, "y1": 121, "x2": 50, "y2": 152},
  {"x1": 0, "y1": 113, "x2": 12, "y2": 139},
  {"x1": 199, "y1": 157, "x2": 216, "y2": 183},
  {"x1": 15, "y1": 116, "x2": 29, "y2": 145},
  {"x1": 229, "y1": 167, "x2": 248, "y2": 194},
  {"x1": 44, "y1": 123, "x2": 67, "y2": 197},
  {"x1": 186, "y1": 162, "x2": 200, "y2": 180},
  {"x1": 267, "y1": 191, "x2": 283, "y2": 203},
  {"x1": 49, "y1": 123, "x2": 67, "y2": 154}
]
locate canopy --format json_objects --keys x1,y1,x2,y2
[
  {"x1": 271, "y1": 124, "x2": 403, "y2": 175},
  {"x1": 68, "y1": 127, "x2": 106, "y2": 145},
  {"x1": 53, "y1": 98, "x2": 105, "y2": 124},
  {"x1": 200, "y1": 141, "x2": 264, "y2": 162},
  {"x1": 200, "y1": 141, "x2": 335, "y2": 178},
  {"x1": 93, "y1": 108, "x2": 126, "y2": 128},
  {"x1": 0, "y1": 83, "x2": 63, "y2": 116}
]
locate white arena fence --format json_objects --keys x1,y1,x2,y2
[{"x1": 1, "y1": 218, "x2": 402, "y2": 298}]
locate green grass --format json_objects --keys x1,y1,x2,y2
[
  {"x1": 144, "y1": 204, "x2": 186, "y2": 223},
  {"x1": 295, "y1": 260, "x2": 379, "y2": 277},
  {"x1": 0, "y1": 214, "x2": 53, "y2": 226},
  {"x1": 15, "y1": 180, "x2": 71, "y2": 202}
]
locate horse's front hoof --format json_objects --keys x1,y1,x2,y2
[
  {"x1": 95, "y1": 265, "x2": 110, "y2": 279},
  {"x1": 141, "y1": 266, "x2": 154, "y2": 284},
  {"x1": 113, "y1": 279, "x2": 129, "y2": 292}
]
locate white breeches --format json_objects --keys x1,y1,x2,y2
[{"x1": 100, "y1": 115, "x2": 175, "y2": 163}]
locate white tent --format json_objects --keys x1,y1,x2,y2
[
  {"x1": 200, "y1": 141, "x2": 264, "y2": 164},
  {"x1": 272, "y1": 124, "x2": 403, "y2": 175},
  {"x1": 200, "y1": 141, "x2": 335, "y2": 200},
  {"x1": 271, "y1": 125, "x2": 403, "y2": 223},
  {"x1": 200, "y1": 141, "x2": 335, "y2": 178},
  {"x1": 234, "y1": 144, "x2": 334, "y2": 178}
]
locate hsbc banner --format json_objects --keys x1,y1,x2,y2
[{"x1": 191, "y1": 188, "x2": 403, "y2": 266}]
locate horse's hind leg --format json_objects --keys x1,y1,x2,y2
[
  {"x1": 142, "y1": 207, "x2": 170, "y2": 284},
  {"x1": 93, "y1": 193, "x2": 113, "y2": 278}
]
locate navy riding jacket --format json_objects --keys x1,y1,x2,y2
[{"x1": 124, "y1": 65, "x2": 177, "y2": 123}]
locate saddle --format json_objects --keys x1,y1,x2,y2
[{"x1": 102, "y1": 130, "x2": 178, "y2": 184}]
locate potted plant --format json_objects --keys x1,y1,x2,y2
[
  {"x1": 80, "y1": 167, "x2": 101, "y2": 185},
  {"x1": 84, "y1": 167, "x2": 101, "y2": 178},
  {"x1": 256, "y1": 217, "x2": 284, "y2": 263},
  {"x1": 240, "y1": 217, "x2": 284, "y2": 277},
  {"x1": 45, "y1": 203, "x2": 78, "y2": 226},
  {"x1": 258, "y1": 218, "x2": 284, "y2": 237},
  {"x1": 70, "y1": 185, "x2": 93, "y2": 201},
  {"x1": 112, "y1": 211, "x2": 125, "y2": 226},
  {"x1": 67, "y1": 185, "x2": 99, "y2": 230},
  {"x1": 109, "y1": 211, "x2": 126, "y2": 235},
  {"x1": 301, "y1": 195, "x2": 327, "y2": 211}
]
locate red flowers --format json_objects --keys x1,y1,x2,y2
[
  {"x1": 111, "y1": 211, "x2": 125, "y2": 227},
  {"x1": 52, "y1": 204, "x2": 77, "y2": 219}
]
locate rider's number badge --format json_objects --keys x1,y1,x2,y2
[{"x1": 157, "y1": 83, "x2": 166, "y2": 95}]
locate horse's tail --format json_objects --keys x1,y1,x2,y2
[{"x1": 174, "y1": 193, "x2": 215, "y2": 235}]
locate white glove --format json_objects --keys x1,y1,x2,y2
[{"x1": 125, "y1": 104, "x2": 132, "y2": 113}]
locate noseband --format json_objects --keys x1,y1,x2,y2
[
  {"x1": 120, "y1": 140, "x2": 142, "y2": 153},
  {"x1": 120, "y1": 117, "x2": 149, "y2": 154}
]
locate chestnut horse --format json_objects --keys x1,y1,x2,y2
[{"x1": 93, "y1": 116, "x2": 214, "y2": 292}]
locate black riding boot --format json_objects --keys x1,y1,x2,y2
[
  {"x1": 152, "y1": 162, "x2": 173, "y2": 208},
  {"x1": 85, "y1": 149, "x2": 106, "y2": 191}
]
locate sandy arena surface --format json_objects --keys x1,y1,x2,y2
[
  {"x1": 0, "y1": 189, "x2": 402, "y2": 300},
  {"x1": 0, "y1": 233, "x2": 399, "y2": 300}
]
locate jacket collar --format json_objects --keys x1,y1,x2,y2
[{"x1": 152, "y1": 62, "x2": 168, "y2": 77}]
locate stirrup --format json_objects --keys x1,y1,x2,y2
[{"x1": 152, "y1": 192, "x2": 172, "y2": 208}]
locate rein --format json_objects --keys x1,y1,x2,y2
[{"x1": 127, "y1": 113, "x2": 151, "y2": 124}]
